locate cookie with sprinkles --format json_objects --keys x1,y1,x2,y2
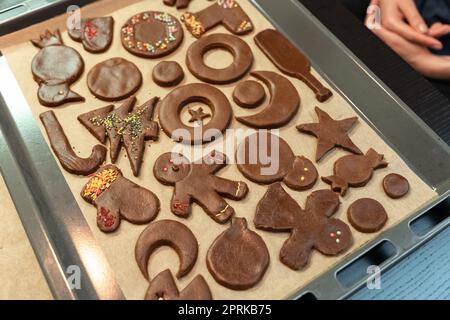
[
  {"x1": 68, "y1": 17, "x2": 114, "y2": 53},
  {"x1": 78, "y1": 96, "x2": 159, "y2": 176},
  {"x1": 81, "y1": 165, "x2": 160, "y2": 233},
  {"x1": 121, "y1": 11, "x2": 184, "y2": 59}
]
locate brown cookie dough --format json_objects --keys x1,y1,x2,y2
[
  {"x1": 87, "y1": 58, "x2": 142, "y2": 101},
  {"x1": 121, "y1": 11, "x2": 184, "y2": 59},
  {"x1": 40, "y1": 111, "x2": 106, "y2": 176},
  {"x1": 135, "y1": 220, "x2": 198, "y2": 279},
  {"x1": 255, "y1": 183, "x2": 353, "y2": 270},
  {"x1": 233, "y1": 80, "x2": 266, "y2": 108},
  {"x1": 81, "y1": 165, "x2": 160, "y2": 233},
  {"x1": 297, "y1": 107, "x2": 362, "y2": 162},
  {"x1": 159, "y1": 83, "x2": 232, "y2": 144},
  {"x1": 207, "y1": 218, "x2": 269, "y2": 290},
  {"x1": 236, "y1": 131, "x2": 318, "y2": 191},
  {"x1": 163, "y1": 0, "x2": 192, "y2": 9},
  {"x1": 235, "y1": 71, "x2": 300, "y2": 128},
  {"x1": 186, "y1": 33, "x2": 253, "y2": 84},
  {"x1": 255, "y1": 29, "x2": 332, "y2": 102},
  {"x1": 152, "y1": 61, "x2": 184, "y2": 87},
  {"x1": 322, "y1": 149, "x2": 388, "y2": 196},
  {"x1": 78, "y1": 97, "x2": 159, "y2": 176},
  {"x1": 31, "y1": 30, "x2": 84, "y2": 107},
  {"x1": 182, "y1": 0, "x2": 253, "y2": 38},
  {"x1": 153, "y1": 151, "x2": 248, "y2": 224},
  {"x1": 383, "y1": 173, "x2": 410, "y2": 199},
  {"x1": 347, "y1": 198, "x2": 388, "y2": 233},
  {"x1": 68, "y1": 17, "x2": 114, "y2": 53}
]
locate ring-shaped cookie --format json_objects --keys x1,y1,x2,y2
[
  {"x1": 159, "y1": 83, "x2": 232, "y2": 144},
  {"x1": 186, "y1": 33, "x2": 253, "y2": 84}
]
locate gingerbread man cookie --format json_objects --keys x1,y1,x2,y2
[
  {"x1": 153, "y1": 151, "x2": 248, "y2": 223},
  {"x1": 81, "y1": 165, "x2": 160, "y2": 233},
  {"x1": 181, "y1": 0, "x2": 253, "y2": 38},
  {"x1": 255, "y1": 183, "x2": 353, "y2": 270}
]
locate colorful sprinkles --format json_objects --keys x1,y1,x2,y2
[{"x1": 83, "y1": 168, "x2": 120, "y2": 201}]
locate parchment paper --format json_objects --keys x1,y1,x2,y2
[{"x1": 1, "y1": 0, "x2": 437, "y2": 299}]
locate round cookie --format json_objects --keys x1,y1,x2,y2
[
  {"x1": 159, "y1": 83, "x2": 233, "y2": 144},
  {"x1": 233, "y1": 80, "x2": 266, "y2": 108},
  {"x1": 152, "y1": 61, "x2": 184, "y2": 87},
  {"x1": 383, "y1": 173, "x2": 409, "y2": 199},
  {"x1": 121, "y1": 11, "x2": 184, "y2": 59},
  {"x1": 87, "y1": 58, "x2": 142, "y2": 101},
  {"x1": 186, "y1": 33, "x2": 253, "y2": 84},
  {"x1": 347, "y1": 198, "x2": 388, "y2": 233}
]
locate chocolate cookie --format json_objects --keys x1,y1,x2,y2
[
  {"x1": 322, "y1": 149, "x2": 388, "y2": 196},
  {"x1": 121, "y1": 11, "x2": 184, "y2": 59},
  {"x1": 236, "y1": 71, "x2": 300, "y2": 128},
  {"x1": 383, "y1": 173, "x2": 410, "y2": 199},
  {"x1": 347, "y1": 198, "x2": 388, "y2": 233},
  {"x1": 207, "y1": 217, "x2": 269, "y2": 290},
  {"x1": 87, "y1": 58, "x2": 142, "y2": 101},
  {"x1": 236, "y1": 131, "x2": 318, "y2": 191},
  {"x1": 233, "y1": 80, "x2": 266, "y2": 108},
  {"x1": 81, "y1": 165, "x2": 160, "y2": 233},
  {"x1": 153, "y1": 151, "x2": 248, "y2": 224},
  {"x1": 255, "y1": 183, "x2": 353, "y2": 270},
  {"x1": 145, "y1": 270, "x2": 212, "y2": 300},
  {"x1": 255, "y1": 29, "x2": 332, "y2": 102},
  {"x1": 297, "y1": 107, "x2": 361, "y2": 162},
  {"x1": 186, "y1": 33, "x2": 253, "y2": 84},
  {"x1": 152, "y1": 61, "x2": 184, "y2": 87},
  {"x1": 135, "y1": 220, "x2": 198, "y2": 279},
  {"x1": 163, "y1": 0, "x2": 192, "y2": 9},
  {"x1": 78, "y1": 97, "x2": 159, "y2": 176},
  {"x1": 158, "y1": 83, "x2": 232, "y2": 144},
  {"x1": 40, "y1": 111, "x2": 106, "y2": 176},
  {"x1": 31, "y1": 30, "x2": 84, "y2": 107},
  {"x1": 182, "y1": 0, "x2": 253, "y2": 38},
  {"x1": 68, "y1": 17, "x2": 114, "y2": 53}
]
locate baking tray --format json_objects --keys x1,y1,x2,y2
[{"x1": 0, "y1": 0, "x2": 449, "y2": 300}]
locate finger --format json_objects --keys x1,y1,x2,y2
[
  {"x1": 384, "y1": 19, "x2": 443, "y2": 49},
  {"x1": 398, "y1": 0, "x2": 428, "y2": 33},
  {"x1": 428, "y1": 22, "x2": 450, "y2": 38}
]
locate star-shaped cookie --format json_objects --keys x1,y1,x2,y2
[
  {"x1": 188, "y1": 107, "x2": 211, "y2": 124},
  {"x1": 78, "y1": 96, "x2": 159, "y2": 176},
  {"x1": 296, "y1": 107, "x2": 362, "y2": 162}
]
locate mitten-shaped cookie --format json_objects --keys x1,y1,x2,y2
[
  {"x1": 255, "y1": 183, "x2": 353, "y2": 270},
  {"x1": 68, "y1": 17, "x2": 114, "y2": 53},
  {"x1": 153, "y1": 151, "x2": 248, "y2": 223},
  {"x1": 81, "y1": 165, "x2": 160, "y2": 232}
]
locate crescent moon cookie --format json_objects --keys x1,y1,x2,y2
[
  {"x1": 145, "y1": 269, "x2": 212, "y2": 300},
  {"x1": 87, "y1": 58, "x2": 142, "y2": 102},
  {"x1": 186, "y1": 33, "x2": 253, "y2": 84},
  {"x1": 31, "y1": 30, "x2": 84, "y2": 107},
  {"x1": 383, "y1": 173, "x2": 410, "y2": 199},
  {"x1": 255, "y1": 183, "x2": 353, "y2": 270},
  {"x1": 236, "y1": 71, "x2": 300, "y2": 128},
  {"x1": 159, "y1": 83, "x2": 233, "y2": 144},
  {"x1": 347, "y1": 198, "x2": 388, "y2": 233},
  {"x1": 236, "y1": 131, "x2": 318, "y2": 191},
  {"x1": 206, "y1": 217, "x2": 269, "y2": 290},
  {"x1": 78, "y1": 97, "x2": 159, "y2": 176},
  {"x1": 40, "y1": 111, "x2": 106, "y2": 176},
  {"x1": 153, "y1": 151, "x2": 249, "y2": 224},
  {"x1": 181, "y1": 0, "x2": 253, "y2": 38},
  {"x1": 322, "y1": 149, "x2": 388, "y2": 196},
  {"x1": 297, "y1": 107, "x2": 362, "y2": 162},
  {"x1": 121, "y1": 11, "x2": 184, "y2": 59},
  {"x1": 163, "y1": 0, "x2": 192, "y2": 9},
  {"x1": 152, "y1": 61, "x2": 185, "y2": 87},
  {"x1": 233, "y1": 80, "x2": 266, "y2": 109},
  {"x1": 68, "y1": 17, "x2": 114, "y2": 53},
  {"x1": 81, "y1": 165, "x2": 160, "y2": 233},
  {"x1": 135, "y1": 220, "x2": 198, "y2": 280}
]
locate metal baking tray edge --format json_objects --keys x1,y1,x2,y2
[{"x1": 0, "y1": 0, "x2": 448, "y2": 300}]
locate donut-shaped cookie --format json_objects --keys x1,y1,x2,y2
[
  {"x1": 186, "y1": 33, "x2": 253, "y2": 84},
  {"x1": 159, "y1": 83, "x2": 232, "y2": 144},
  {"x1": 121, "y1": 11, "x2": 184, "y2": 59}
]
